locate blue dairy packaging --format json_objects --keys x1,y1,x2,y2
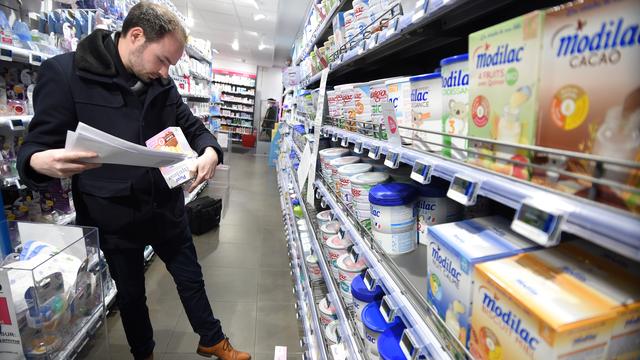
[{"x1": 426, "y1": 215, "x2": 539, "y2": 347}]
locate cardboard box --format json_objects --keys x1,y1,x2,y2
[
  {"x1": 467, "y1": 11, "x2": 545, "y2": 180},
  {"x1": 426, "y1": 216, "x2": 540, "y2": 347},
  {"x1": 469, "y1": 244, "x2": 640, "y2": 360},
  {"x1": 146, "y1": 127, "x2": 197, "y2": 188}
]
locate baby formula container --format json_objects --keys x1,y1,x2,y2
[
  {"x1": 318, "y1": 297, "x2": 338, "y2": 329},
  {"x1": 352, "y1": 274, "x2": 384, "y2": 339},
  {"x1": 416, "y1": 178, "x2": 463, "y2": 245},
  {"x1": 351, "y1": 172, "x2": 391, "y2": 205},
  {"x1": 336, "y1": 253, "x2": 367, "y2": 302},
  {"x1": 369, "y1": 183, "x2": 418, "y2": 255},
  {"x1": 329, "y1": 156, "x2": 360, "y2": 190},
  {"x1": 325, "y1": 234, "x2": 352, "y2": 278},
  {"x1": 440, "y1": 53, "x2": 469, "y2": 160},
  {"x1": 306, "y1": 254, "x2": 322, "y2": 281},
  {"x1": 338, "y1": 163, "x2": 373, "y2": 204},
  {"x1": 410, "y1": 72, "x2": 443, "y2": 152},
  {"x1": 385, "y1": 76, "x2": 412, "y2": 144},
  {"x1": 316, "y1": 210, "x2": 333, "y2": 228},
  {"x1": 325, "y1": 320, "x2": 339, "y2": 347},
  {"x1": 319, "y1": 148, "x2": 350, "y2": 180},
  {"x1": 377, "y1": 322, "x2": 408, "y2": 360},
  {"x1": 363, "y1": 300, "x2": 401, "y2": 359}
]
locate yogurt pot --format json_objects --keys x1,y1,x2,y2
[
  {"x1": 369, "y1": 183, "x2": 418, "y2": 234},
  {"x1": 336, "y1": 253, "x2": 367, "y2": 302},
  {"x1": 325, "y1": 234, "x2": 352, "y2": 278},
  {"x1": 330, "y1": 156, "x2": 361, "y2": 191},
  {"x1": 385, "y1": 77, "x2": 412, "y2": 145},
  {"x1": 352, "y1": 274, "x2": 384, "y2": 340},
  {"x1": 409, "y1": 72, "x2": 443, "y2": 152},
  {"x1": 363, "y1": 300, "x2": 402, "y2": 359},
  {"x1": 350, "y1": 172, "x2": 390, "y2": 205},
  {"x1": 377, "y1": 322, "x2": 408, "y2": 360},
  {"x1": 306, "y1": 254, "x2": 322, "y2": 282},
  {"x1": 318, "y1": 297, "x2": 338, "y2": 329},
  {"x1": 416, "y1": 178, "x2": 463, "y2": 245},
  {"x1": 325, "y1": 320, "x2": 339, "y2": 347},
  {"x1": 338, "y1": 163, "x2": 373, "y2": 203},
  {"x1": 440, "y1": 54, "x2": 469, "y2": 160},
  {"x1": 316, "y1": 210, "x2": 333, "y2": 228}
]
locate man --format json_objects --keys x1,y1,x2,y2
[
  {"x1": 260, "y1": 98, "x2": 278, "y2": 141},
  {"x1": 17, "y1": 3, "x2": 250, "y2": 360}
]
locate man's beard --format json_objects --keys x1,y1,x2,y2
[{"x1": 129, "y1": 43, "x2": 152, "y2": 82}]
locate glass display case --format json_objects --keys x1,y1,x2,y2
[{"x1": 0, "y1": 222, "x2": 110, "y2": 360}]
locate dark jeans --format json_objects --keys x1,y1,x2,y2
[{"x1": 103, "y1": 239, "x2": 224, "y2": 359}]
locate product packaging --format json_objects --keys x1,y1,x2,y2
[
  {"x1": 146, "y1": 127, "x2": 197, "y2": 189},
  {"x1": 410, "y1": 72, "x2": 443, "y2": 152},
  {"x1": 440, "y1": 54, "x2": 470, "y2": 160}
]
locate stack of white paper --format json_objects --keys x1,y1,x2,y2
[{"x1": 65, "y1": 122, "x2": 187, "y2": 167}]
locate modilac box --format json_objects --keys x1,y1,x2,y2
[
  {"x1": 469, "y1": 244, "x2": 640, "y2": 360},
  {"x1": 426, "y1": 216, "x2": 539, "y2": 347},
  {"x1": 536, "y1": 0, "x2": 640, "y2": 213},
  {"x1": 467, "y1": 11, "x2": 545, "y2": 180}
]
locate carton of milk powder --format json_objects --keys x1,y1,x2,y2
[
  {"x1": 410, "y1": 72, "x2": 443, "y2": 152},
  {"x1": 440, "y1": 54, "x2": 470, "y2": 160},
  {"x1": 426, "y1": 216, "x2": 539, "y2": 347},
  {"x1": 536, "y1": 0, "x2": 640, "y2": 213},
  {"x1": 469, "y1": 243, "x2": 640, "y2": 360},
  {"x1": 146, "y1": 127, "x2": 197, "y2": 188},
  {"x1": 467, "y1": 11, "x2": 545, "y2": 180}
]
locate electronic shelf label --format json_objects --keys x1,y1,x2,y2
[
  {"x1": 368, "y1": 144, "x2": 381, "y2": 160},
  {"x1": 384, "y1": 149, "x2": 400, "y2": 169},
  {"x1": 410, "y1": 160, "x2": 432, "y2": 184},
  {"x1": 511, "y1": 198, "x2": 566, "y2": 247},
  {"x1": 447, "y1": 174, "x2": 479, "y2": 206},
  {"x1": 353, "y1": 140, "x2": 363, "y2": 154}
]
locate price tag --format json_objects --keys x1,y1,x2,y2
[
  {"x1": 29, "y1": 53, "x2": 43, "y2": 66},
  {"x1": 385, "y1": 17, "x2": 400, "y2": 38},
  {"x1": 380, "y1": 296, "x2": 397, "y2": 323},
  {"x1": 353, "y1": 140, "x2": 363, "y2": 154},
  {"x1": 447, "y1": 174, "x2": 479, "y2": 206},
  {"x1": 348, "y1": 244, "x2": 360, "y2": 263},
  {"x1": 368, "y1": 145, "x2": 381, "y2": 160},
  {"x1": 511, "y1": 199, "x2": 566, "y2": 247},
  {"x1": 400, "y1": 328, "x2": 420, "y2": 360},
  {"x1": 0, "y1": 48, "x2": 12, "y2": 62},
  {"x1": 338, "y1": 227, "x2": 346, "y2": 239},
  {"x1": 8, "y1": 119, "x2": 25, "y2": 131},
  {"x1": 410, "y1": 160, "x2": 433, "y2": 184},
  {"x1": 384, "y1": 150, "x2": 400, "y2": 169},
  {"x1": 341, "y1": 136, "x2": 349, "y2": 147},
  {"x1": 363, "y1": 269, "x2": 378, "y2": 291},
  {"x1": 332, "y1": 133, "x2": 339, "y2": 142}
]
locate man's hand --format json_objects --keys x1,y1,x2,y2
[
  {"x1": 188, "y1": 147, "x2": 219, "y2": 192},
  {"x1": 30, "y1": 149, "x2": 101, "y2": 178}
]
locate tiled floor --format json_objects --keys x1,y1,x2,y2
[{"x1": 95, "y1": 153, "x2": 303, "y2": 359}]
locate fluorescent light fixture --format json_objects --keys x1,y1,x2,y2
[
  {"x1": 245, "y1": 30, "x2": 259, "y2": 36},
  {"x1": 250, "y1": 0, "x2": 259, "y2": 9},
  {"x1": 185, "y1": 17, "x2": 194, "y2": 27},
  {"x1": 253, "y1": 13, "x2": 265, "y2": 21},
  {"x1": 231, "y1": 39, "x2": 239, "y2": 51}
]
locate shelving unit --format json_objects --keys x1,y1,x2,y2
[{"x1": 213, "y1": 69, "x2": 257, "y2": 146}]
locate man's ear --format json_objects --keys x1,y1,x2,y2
[{"x1": 127, "y1": 27, "x2": 146, "y2": 44}]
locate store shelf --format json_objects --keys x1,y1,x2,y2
[
  {"x1": 213, "y1": 80, "x2": 255, "y2": 89},
  {"x1": 315, "y1": 180, "x2": 461, "y2": 360},
  {"x1": 190, "y1": 71, "x2": 211, "y2": 82},
  {"x1": 193, "y1": 112, "x2": 211, "y2": 117},
  {"x1": 217, "y1": 114, "x2": 253, "y2": 121},
  {"x1": 220, "y1": 99, "x2": 255, "y2": 106},
  {"x1": 324, "y1": 126, "x2": 640, "y2": 261},
  {"x1": 186, "y1": 44, "x2": 212, "y2": 64},
  {"x1": 294, "y1": 0, "x2": 350, "y2": 66},
  {"x1": 221, "y1": 90, "x2": 255, "y2": 97},
  {"x1": 0, "y1": 115, "x2": 33, "y2": 128},
  {"x1": 181, "y1": 94, "x2": 211, "y2": 102},
  {"x1": 0, "y1": 43, "x2": 57, "y2": 66},
  {"x1": 220, "y1": 106, "x2": 253, "y2": 113},
  {"x1": 220, "y1": 123, "x2": 253, "y2": 128},
  {"x1": 280, "y1": 159, "x2": 365, "y2": 360},
  {"x1": 57, "y1": 212, "x2": 76, "y2": 226}
]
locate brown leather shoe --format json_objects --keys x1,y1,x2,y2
[
  {"x1": 196, "y1": 338, "x2": 251, "y2": 360},
  {"x1": 143, "y1": 354, "x2": 153, "y2": 360}
]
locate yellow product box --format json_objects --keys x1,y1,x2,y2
[
  {"x1": 467, "y1": 11, "x2": 545, "y2": 180},
  {"x1": 535, "y1": 0, "x2": 640, "y2": 213},
  {"x1": 469, "y1": 244, "x2": 640, "y2": 360}
]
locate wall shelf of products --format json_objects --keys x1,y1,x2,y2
[
  {"x1": 213, "y1": 80, "x2": 255, "y2": 89},
  {"x1": 294, "y1": 0, "x2": 351, "y2": 66},
  {"x1": 213, "y1": 69, "x2": 257, "y2": 145}
]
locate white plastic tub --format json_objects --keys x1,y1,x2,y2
[
  {"x1": 338, "y1": 163, "x2": 373, "y2": 203},
  {"x1": 350, "y1": 172, "x2": 390, "y2": 204},
  {"x1": 318, "y1": 297, "x2": 338, "y2": 329},
  {"x1": 329, "y1": 156, "x2": 361, "y2": 191}
]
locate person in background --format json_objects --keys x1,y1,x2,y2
[
  {"x1": 260, "y1": 98, "x2": 278, "y2": 141},
  {"x1": 16, "y1": 3, "x2": 251, "y2": 360}
]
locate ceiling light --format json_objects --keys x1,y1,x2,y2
[
  {"x1": 258, "y1": 42, "x2": 266, "y2": 51},
  {"x1": 249, "y1": 0, "x2": 260, "y2": 9},
  {"x1": 253, "y1": 13, "x2": 265, "y2": 21},
  {"x1": 245, "y1": 30, "x2": 259, "y2": 36},
  {"x1": 231, "y1": 39, "x2": 239, "y2": 51}
]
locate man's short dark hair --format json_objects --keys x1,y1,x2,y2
[{"x1": 121, "y1": 2, "x2": 188, "y2": 43}]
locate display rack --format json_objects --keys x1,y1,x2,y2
[
  {"x1": 213, "y1": 69, "x2": 257, "y2": 145},
  {"x1": 294, "y1": 0, "x2": 351, "y2": 66}
]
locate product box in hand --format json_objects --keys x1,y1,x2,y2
[
  {"x1": 146, "y1": 127, "x2": 197, "y2": 188},
  {"x1": 426, "y1": 216, "x2": 539, "y2": 347},
  {"x1": 467, "y1": 11, "x2": 545, "y2": 180},
  {"x1": 469, "y1": 242, "x2": 640, "y2": 360},
  {"x1": 534, "y1": 0, "x2": 640, "y2": 213}
]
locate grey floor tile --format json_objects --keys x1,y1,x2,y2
[
  {"x1": 167, "y1": 301, "x2": 256, "y2": 355},
  {"x1": 259, "y1": 241, "x2": 291, "y2": 269},
  {"x1": 258, "y1": 269, "x2": 297, "y2": 303},
  {"x1": 255, "y1": 303, "x2": 303, "y2": 353},
  {"x1": 198, "y1": 224, "x2": 262, "y2": 245},
  {"x1": 198, "y1": 242, "x2": 261, "y2": 269},
  {"x1": 202, "y1": 267, "x2": 258, "y2": 302}
]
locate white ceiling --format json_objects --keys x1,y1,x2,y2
[{"x1": 173, "y1": 0, "x2": 311, "y2": 68}]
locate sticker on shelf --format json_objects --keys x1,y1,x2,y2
[
  {"x1": 447, "y1": 174, "x2": 479, "y2": 206},
  {"x1": 410, "y1": 160, "x2": 432, "y2": 184},
  {"x1": 353, "y1": 140, "x2": 363, "y2": 154},
  {"x1": 511, "y1": 198, "x2": 566, "y2": 247},
  {"x1": 384, "y1": 150, "x2": 400, "y2": 169},
  {"x1": 368, "y1": 144, "x2": 381, "y2": 160}
]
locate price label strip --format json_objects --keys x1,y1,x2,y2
[
  {"x1": 386, "y1": 17, "x2": 400, "y2": 38},
  {"x1": 332, "y1": 133, "x2": 339, "y2": 142},
  {"x1": 353, "y1": 140, "x2": 363, "y2": 154},
  {"x1": 384, "y1": 150, "x2": 400, "y2": 169},
  {"x1": 29, "y1": 53, "x2": 43, "y2": 66},
  {"x1": 368, "y1": 144, "x2": 381, "y2": 160},
  {"x1": 410, "y1": 160, "x2": 432, "y2": 184},
  {"x1": 511, "y1": 199, "x2": 566, "y2": 247},
  {"x1": 447, "y1": 174, "x2": 479, "y2": 206},
  {"x1": 0, "y1": 48, "x2": 13, "y2": 62},
  {"x1": 363, "y1": 269, "x2": 378, "y2": 291},
  {"x1": 340, "y1": 135, "x2": 349, "y2": 147}
]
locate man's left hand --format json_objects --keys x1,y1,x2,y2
[{"x1": 188, "y1": 147, "x2": 218, "y2": 192}]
